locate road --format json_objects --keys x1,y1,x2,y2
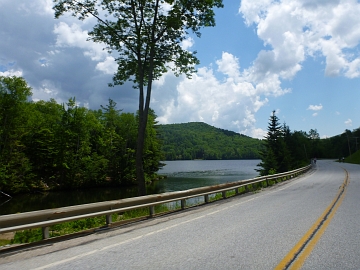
[{"x1": 0, "y1": 160, "x2": 359, "y2": 269}]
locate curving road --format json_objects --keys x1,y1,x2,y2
[{"x1": 1, "y1": 160, "x2": 359, "y2": 269}]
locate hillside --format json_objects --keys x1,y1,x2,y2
[
  {"x1": 157, "y1": 122, "x2": 264, "y2": 160},
  {"x1": 345, "y1": 149, "x2": 360, "y2": 164}
]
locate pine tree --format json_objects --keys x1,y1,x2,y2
[{"x1": 257, "y1": 110, "x2": 291, "y2": 175}]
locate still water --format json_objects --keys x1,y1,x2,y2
[{"x1": 0, "y1": 160, "x2": 259, "y2": 215}]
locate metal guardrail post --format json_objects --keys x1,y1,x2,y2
[
  {"x1": 149, "y1": 206, "x2": 155, "y2": 217},
  {"x1": 205, "y1": 194, "x2": 209, "y2": 203},
  {"x1": 106, "y1": 214, "x2": 112, "y2": 225},
  {"x1": 42, "y1": 226, "x2": 49, "y2": 240},
  {"x1": 0, "y1": 165, "x2": 312, "y2": 237},
  {"x1": 181, "y1": 199, "x2": 186, "y2": 209}
]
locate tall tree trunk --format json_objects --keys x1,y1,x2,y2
[
  {"x1": 136, "y1": 124, "x2": 146, "y2": 196},
  {"x1": 135, "y1": 0, "x2": 159, "y2": 196}
]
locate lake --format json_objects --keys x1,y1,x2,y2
[
  {"x1": 0, "y1": 160, "x2": 260, "y2": 215},
  {"x1": 155, "y1": 160, "x2": 259, "y2": 192}
]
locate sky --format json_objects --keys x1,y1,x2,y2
[{"x1": 1, "y1": 0, "x2": 360, "y2": 139}]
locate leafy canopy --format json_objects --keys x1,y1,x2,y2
[{"x1": 53, "y1": 0, "x2": 224, "y2": 87}]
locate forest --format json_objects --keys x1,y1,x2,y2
[
  {"x1": 1, "y1": 76, "x2": 359, "y2": 195},
  {"x1": 157, "y1": 122, "x2": 263, "y2": 160},
  {"x1": 257, "y1": 111, "x2": 360, "y2": 176},
  {"x1": 0, "y1": 76, "x2": 163, "y2": 195}
]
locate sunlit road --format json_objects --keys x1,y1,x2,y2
[{"x1": 1, "y1": 160, "x2": 359, "y2": 269}]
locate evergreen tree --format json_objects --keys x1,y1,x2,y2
[{"x1": 257, "y1": 111, "x2": 291, "y2": 175}]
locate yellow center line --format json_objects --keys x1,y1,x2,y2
[{"x1": 275, "y1": 169, "x2": 349, "y2": 270}]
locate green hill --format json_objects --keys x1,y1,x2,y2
[
  {"x1": 345, "y1": 150, "x2": 360, "y2": 164},
  {"x1": 157, "y1": 122, "x2": 264, "y2": 160}
]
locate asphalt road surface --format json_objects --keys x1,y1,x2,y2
[{"x1": 1, "y1": 160, "x2": 359, "y2": 269}]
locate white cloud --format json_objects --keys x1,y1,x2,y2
[
  {"x1": 307, "y1": 104, "x2": 323, "y2": 111},
  {"x1": 240, "y1": 0, "x2": 360, "y2": 79},
  {"x1": 345, "y1": 118, "x2": 352, "y2": 126},
  {"x1": 181, "y1": 37, "x2": 194, "y2": 50},
  {"x1": 0, "y1": 69, "x2": 23, "y2": 77},
  {"x1": 216, "y1": 52, "x2": 241, "y2": 79},
  {"x1": 32, "y1": 80, "x2": 62, "y2": 103},
  {"x1": 96, "y1": 56, "x2": 117, "y2": 75},
  {"x1": 251, "y1": 127, "x2": 267, "y2": 139},
  {"x1": 154, "y1": 52, "x2": 272, "y2": 138},
  {"x1": 54, "y1": 22, "x2": 108, "y2": 63}
]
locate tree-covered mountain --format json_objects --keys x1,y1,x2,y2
[{"x1": 157, "y1": 122, "x2": 263, "y2": 160}]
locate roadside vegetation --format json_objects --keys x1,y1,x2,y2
[
  {"x1": 344, "y1": 150, "x2": 360, "y2": 164},
  {"x1": 2, "y1": 177, "x2": 287, "y2": 246}
]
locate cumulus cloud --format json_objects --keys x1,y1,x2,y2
[
  {"x1": 345, "y1": 118, "x2": 352, "y2": 126},
  {"x1": 153, "y1": 52, "x2": 271, "y2": 138},
  {"x1": 2, "y1": 0, "x2": 359, "y2": 139},
  {"x1": 181, "y1": 37, "x2": 194, "y2": 50},
  {"x1": 0, "y1": 69, "x2": 23, "y2": 77},
  {"x1": 239, "y1": 0, "x2": 360, "y2": 79},
  {"x1": 53, "y1": 22, "x2": 109, "y2": 63}
]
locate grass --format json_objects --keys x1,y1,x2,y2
[
  {"x1": 0, "y1": 239, "x2": 11, "y2": 246},
  {"x1": 345, "y1": 150, "x2": 360, "y2": 164},
  {"x1": 9, "y1": 207, "x2": 163, "y2": 245}
]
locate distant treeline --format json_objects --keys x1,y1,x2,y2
[
  {"x1": 0, "y1": 76, "x2": 163, "y2": 195},
  {"x1": 257, "y1": 110, "x2": 360, "y2": 176},
  {"x1": 157, "y1": 122, "x2": 264, "y2": 160}
]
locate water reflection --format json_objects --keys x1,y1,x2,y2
[{"x1": 0, "y1": 160, "x2": 259, "y2": 215}]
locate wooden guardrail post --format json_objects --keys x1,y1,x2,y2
[{"x1": 222, "y1": 191, "x2": 226, "y2": 199}]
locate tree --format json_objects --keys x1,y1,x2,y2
[
  {"x1": 257, "y1": 111, "x2": 291, "y2": 176},
  {"x1": 53, "y1": 0, "x2": 223, "y2": 195},
  {"x1": 0, "y1": 76, "x2": 35, "y2": 193},
  {"x1": 308, "y1": 128, "x2": 320, "y2": 157}
]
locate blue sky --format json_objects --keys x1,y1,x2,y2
[{"x1": 1, "y1": 0, "x2": 360, "y2": 139}]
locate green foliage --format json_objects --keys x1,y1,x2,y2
[
  {"x1": 319, "y1": 128, "x2": 360, "y2": 159},
  {"x1": 0, "y1": 77, "x2": 163, "y2": 195},
  {"x1": 345, "y1": 149, "x2": 360, "y2": 164},
  {"x1": 157, "y1": 122, "x2": 263, "y2": 160},
  {"x1": 0, "y1": 239, "x2": 11, "y2": 246},
  {"x1": 12, "y1": 229, "x2": 43, "y2": 244},
  {"x1": 257, "y1": 110, "x2": 360, "y2": 175},
  {"x1": 258, "y1": 111, "x2": 308, "y2": 176},
  {"x1": 53, "y1": 0, "x2": 224, "y2": 196},
  {"x1": 53, "y1": 0, "x2": 223, "y2": 86}
]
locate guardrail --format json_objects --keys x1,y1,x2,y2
[{"x1": 0, "y1": 165, "x2": 312, "y2": 240}]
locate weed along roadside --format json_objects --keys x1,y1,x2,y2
[{"x1": 0, "y1": 165, "x2": 311, "y2": 252}]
